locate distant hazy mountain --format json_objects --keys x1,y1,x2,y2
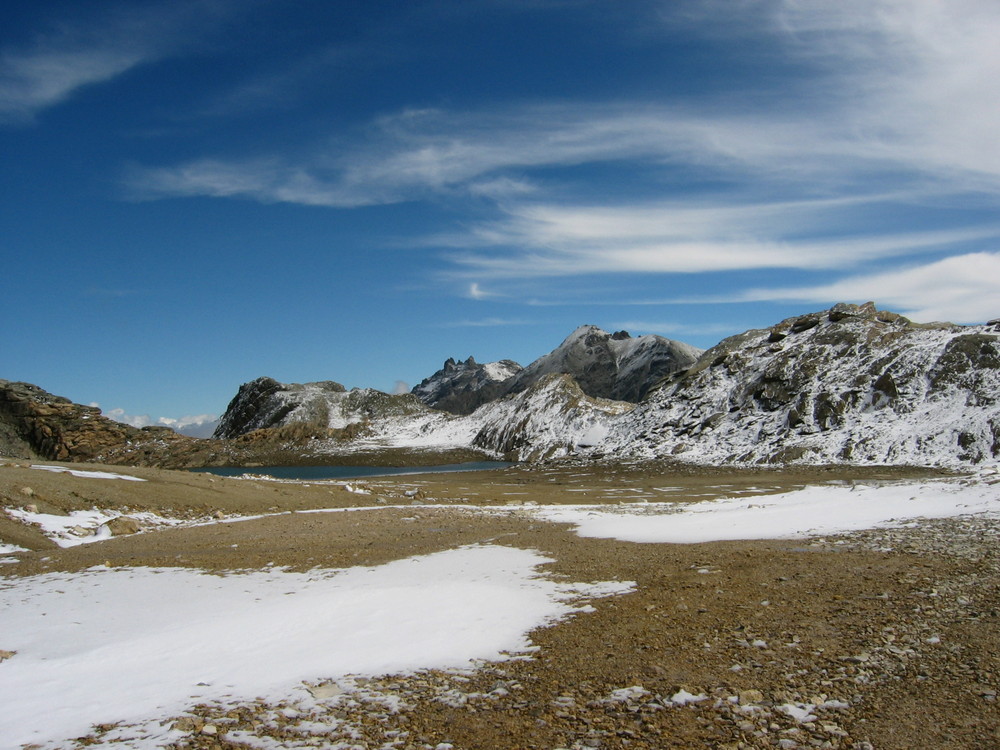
[{"x1": 171, "y1": 418, "x2": 220, "y2": 439}]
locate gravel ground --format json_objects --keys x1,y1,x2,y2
[{"x1": 1, "y1": 459, "x2": 998, "y2": 749}]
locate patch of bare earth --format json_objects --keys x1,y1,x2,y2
[{"x1": 1, "y1": 459, "x2": 997, "y2": 749}]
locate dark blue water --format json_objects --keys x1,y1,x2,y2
[{"x1": 191, "y1": 462, "x2": 513, "y2": 481}]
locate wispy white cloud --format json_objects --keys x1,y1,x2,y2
[
  {"x1": 614, "y1": 320, "x2": 740, "y2": 338},
  {"x1": 440, "y1": 318, "x2": 533, "y2": 328},
  {"x1": 767, "y1": 0, "x2": 1000, "y2": 187},
  {"x1": 119, "y1": 0, "x2": 1000, "y2": 326},
  {"x1": 127, "y1": 104, "x2": 735, "y2": 205},
  {"x1": 129, "y1": 0, "x2": 1000, "y2": 202},
  {"x1": 0, "y1": 47, "x2": 146, "y2": 123},
  {"x1": 126, "y1": 157, "x2": 366, "y2": 207},
  {"x1": 0, "y1": 2, "x2": 237, "y2": 124},
  {"x1": 442, "y1": 199, "x2": 1000, "y2": 276},
  {"x1": 467, "y1": 282, "x2": 504, "y2": 300},
  {"x1": 733, "y1": 252, "x2": 1000, "y2": 324},
  {"x1": 104, "y1": 408, "x2": 219, "y2": 437}
]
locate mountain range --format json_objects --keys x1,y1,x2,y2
[
  {"x1": 2, "y1": 304, "x2": 998, "y2": 468},
  {"x1": 411, "y1": 326, "x2": 703, "y2": 415}
]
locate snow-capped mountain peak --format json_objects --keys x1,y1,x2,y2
[{"x1": 503, "y1": 325, "x2": 703, "y2": 403}]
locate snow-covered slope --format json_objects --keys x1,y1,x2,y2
[
  {"x1": 470, "y1": 373, "x2": 635, "y2": 461},
  {"x1": 504, "y1": 326, "x2": 703, "y2": 403},
  {"x1": 602, "y1": 303, "x2": 1000, "y2": 467},
  {"x1": 412, "y1": 357, "x2": 523, "y2": 415}
]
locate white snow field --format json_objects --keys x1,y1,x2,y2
[
  {"x1": 531, "y1": 469, "x2": 1000, "y2": 543},
  {"x1": 2, "y1": 468, "x2": 999, "y2": 747},
  {"x1": 0, "y1": 545, "x2": 632, "y2": 748}
]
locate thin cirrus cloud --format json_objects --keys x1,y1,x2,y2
[
  {"x1": 732, "y1": 252, "x2": 1000, "y2": 325},
  {"x1": 441, "y1": 201, "x2": 1000, "y2": 277},
  {"x1": 126, "y1": 98, "x2": 941, "y2": 207},
  {"x1": 128, "y1": 0, "x2": 1000, "y2": 202},
  {"x1": 0, "y1": 47, "x2": 147, "y2": 123},
  {"x1": 126, "y1": 105, "x2": 745, "y2": 206},
  {"x1": 118, "y1": 0, "x2": 1000, "y2": 323},
  {"x1": 0, "y1": 1, "x2": 236, "y2": 124}
]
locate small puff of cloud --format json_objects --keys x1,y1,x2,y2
[
  {"x1": 467, "y1": 282, "x2": 490, "y2": 300},
  {"x1": 104, "y1": 408, "x2": 219, "y2": 437}
]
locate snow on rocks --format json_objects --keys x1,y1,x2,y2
[
  {"x1": 2, "y1": 505, "x2": 216, "y2": 547},
  {"x1": 471, "y1": 373, "x2": 634, "y2": 461},
  {"x1": 1, "y1": 497, "x2": 272, "y2": 548},
  {"x1": 602, "y1": 304, "x2": 1000, "y2": 467}
]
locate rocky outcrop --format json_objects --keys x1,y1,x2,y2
[
  {"x1": 502, "y1": 326, "x2": 703, "y2": 403},
  {"x1": 214, "y1": 377, "x2": 436, "y2": 440},
  {"x1": 412, "y1": 357, "x2": 523, "y2": 415},
  {"x1": 0, "y1": 379, "x2": 199, "y2": 466},
  {"x1": 603, "y1": 303, "x2": 1000, "y2": 466},
  {"x1": 214, "y1": 378, "x2": 346, "y2": 438}
]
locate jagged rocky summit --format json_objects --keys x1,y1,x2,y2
[
  {"x1": 603, "y1": 303, "x2": 1000, "y2": 466},
  {"x1": 412, "y1": 326, "x2": 703, "y2": 415},
  {"x1": 411, "y1": 357, "x2": 523, "y2": 415},
  {"x1": 503, "y1": 326, "x2": 704, "y2": 403}
]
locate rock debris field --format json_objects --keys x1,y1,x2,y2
[{"x1": 1, "y1": 458, "x2": 999, "y2": 749}]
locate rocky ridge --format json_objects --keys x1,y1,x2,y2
[
  {"x1": 502, "y1": 325, "x2": 703, "y2": 404},
  {"x1": 603, "y1": 303, "x2": 1000, "y2": 466},
  {"x1": 471, "y1": 373, "x2": 635, "y2": 461},
  {"x1": 213, "y1": 377, "x2": 431, "y2": 440},
  {"x1": 412, "y1": 356, "x2": 523, "y2": 415},
  {"x1": 0, "y1": 380, "x2": 201, "y2": 467},
  {"x1": 4, "y1": 305, "x2": 1000, "y2": 469},
  {"x1": 411, "y1": 327, "x2": 702, "y2": 416}
]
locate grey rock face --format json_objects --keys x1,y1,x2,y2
[
  {"x1": 605, "y1": 303, "x2": 1000, "y2": 466},
  {"x1": 470, "y1": 373, "x2": 634, "y2": 461},
  {"x1": 412, "y1": 357, "x2": 523, "y2": 415},
  {"x1": 503, "y1": 326, "x2": 703, "y2": 403},
  {"x1": 213, "y1": 378, "x2": 347, "y2": 438},
  {"x1": 213, "y1": 377, "x2": 432, "y2": 439}
]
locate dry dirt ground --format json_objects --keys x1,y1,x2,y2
[{"x1": 2, "y1": 459, "x2": 999, "y2": 749}]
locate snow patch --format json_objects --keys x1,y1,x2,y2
[
  {"x1": 31, "y1": 464, "x2": 146, "y2": 481},
  {"x1": 530, "y1": 472, "x2": 1000, "y2": 543},
  {"x1": 0, "y1": 544, "x2": 633, "y2": 748}
]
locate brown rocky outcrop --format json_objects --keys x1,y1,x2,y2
[{"x1": 0, "y1": 380, "x2": 211, "y2": 467}]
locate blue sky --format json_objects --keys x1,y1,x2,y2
[{"x1": 3, "y1": 0, "x2": 999, "y2": 429}]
